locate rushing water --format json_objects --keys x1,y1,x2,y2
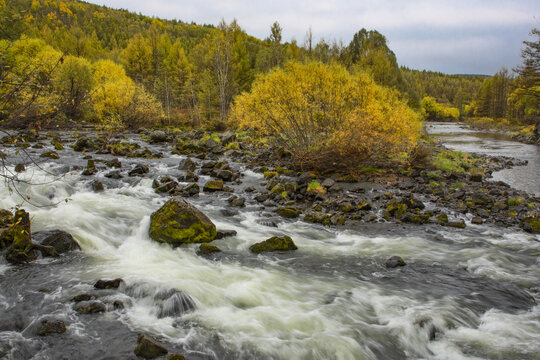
[
  {"x1": 425, "y1": 122, "x2": 540, "y2": 197},
  {"x1": 0, "y1": 132, "x2": 539, "y2": 359}
]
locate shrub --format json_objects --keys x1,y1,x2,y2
[{"x1": 230, "y1": 61, "x2": 421, "y2": 170}]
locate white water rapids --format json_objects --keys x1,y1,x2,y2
[{"x1": 1, "y1": 150, "x2": 539, "y2": 359}]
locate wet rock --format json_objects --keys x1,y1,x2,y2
[
  {"x1": 249, "y1": 236, "x2": 298, "y2": 254},
  {"x1": 385, "y1": 198, "x2": 408, "y2": 219},
  {"x1": 134, "y1": 334, "x2": 168, "y2": 359},
  {"x1": 178, "y1": 158, "x2": 197, "y2": 171},
  {"x1": 72, "y1": 137, "x2": 96, "y2": 152},
  {"x1": 167, "y1": 354, "x2": 186, "y2": 360},
  {"x1": 385, "y1": 256, "x2": 406, "y2": 268},
  {"x1": 216, "y1": 230, "x2": 237, "y2": 239},
  {"x1": 330, "y1": 214, "x2": 346, "y2": 225},
  {"x1": 74, "y1": 301, "x2": 106, "y2": 314},
  {"x1": 276, "y1": 207, "x2": 300, "y2": 218},
  {"x1": 72, "y1": 294, "x2": 94, "y2": 302},
  {"x1": 155, "y1": 289, "x2": 196, "y2": 318},
  {"x1": 0, "y1": 209, "x2": 36, "y2": 264},
  {"x1": 198, "y1": 243, "x2": 222, "y2": 254},
  {"x1": 153, "y1": 176, "x2": 179, "y2": 194},
  {"x1": 471, "y1": 216, "x2": 483, "y2": 224},
  {"x1": 338, "y1": 201, "x2": 354, "y2": 213},
  {"x1": 105, "y1": 170, "x2": 123, "y2": 179},
  {"x1": 15, "y1": 163, "x2": 25, "y2": 172},
  {"x1": 436, "y1": 213, "x2": 448, "y2": 224},
  {"x1": 304, "y1": 211, "x2": 332, "y2": 226},
  {"x1": 257, "y1": 219, "x2": 279, "y2": 227},
  {"x1": 403, "y1": 213, "x2": 430, "y2": 224},
  {"x1": 149, "y1": 130, "x2": 168, "y2": 143},
  {"x1": 94, "y1": 278, "x2": 124, "y2": 289},
  {"x1": 220, "y1": 209, "x2": 239, "y2": 217},
  {"x1": 38, "y1": 319, "x2": 66, "y2": 336},
  {"x1": 129, "y1": 163, "x2": 150, "y2": 176},
  {"x1": 105, "y1": 158, "x2": 122, "y2": 168},
  {"x1": 92, "y1": 180, "x2": 104, "y2": 192},
  {"x1": 181, "y1": 183, "x2": 200, "y2": 197},
  {"x1": 32, "y1": 230, "x2": 80, "y2": 254},
  {"x1": 40, "y1": 151, "x2": 59, "y2": 159},
  {"x1": 297, "y1": 172, "x2": 313, "y2": 185},
  {"x1": 113, "y1": 300, "x2": 125, "y2": 309},
  {"x1": 203, "y1": 180, "x2": 224, "y2": 192},
  {"x1": 82, "y1": 159, "x2": 96, "y2": 176},
  {"x1": 149, "y1": 197, "x2": 216, "y2": 246},
  {"x1": 181, "y1": 170, "x2": 199, "y2": 182},
  {"x1": 357, "y1": 201, "x2": 372, "y2": 211},
  {"x1": 447, "y1": 219, "x2": 466, "y2": 229},
  {"x1": 255, "y1": 194, "x2": 269, "y2": 203},
  {"x1": 264, "y1": 171, "x2": 279, "y2": 179},
  {"x1": 227, "y1": 196, "x2": 245, "y2": 207},
  {"x1": 404, "y1": 196, "x2": 425, "y2": 210}
]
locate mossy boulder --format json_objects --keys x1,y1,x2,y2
[
  {"x1": 304, "y1": 211, "x2": 332, "y2": 226},
  {"x1": 40, "y1": 151, "x2": 59, "y2": 159},
  {"x1": 0, "y1": 209, "x2": 37, "y2": 264},
  {"x1": 264, "y1": 171, "x2": 279, "y2": 179},
  {"x1": 82, "y1": 159, "x2": 96, "y2": 176},
  {"x1": 149, "y1": 197, "x2": 216, "y2": 246},
  {"x1": 276, "y1": 207, "x2": 300, "y2": 218},
  {"x1": 249, "y1": 236, "x2": 298, "y2": 254},
  {"x1": 203, "y1": 180, "x2": 224, "y2": 192},
  {"x1": 386, "y1": 199, "x2": 408, "y2": 219},
  {"x1": 307, "y1": 181, "x2": 327, "y2": 196},
  {"x1": 198, "y1": 243, "x2": 222, "y2": 255},
  {"x1": 72, "y1": 137, "x2": 96, "y2": 152}
]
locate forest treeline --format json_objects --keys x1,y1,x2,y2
[{"x1": 0, "y1": 0, "x2": 538, "y2": 132}]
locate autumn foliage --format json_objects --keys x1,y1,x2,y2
[{"x1": 230, "y1": 61, "x2": 422, "y2": 169}]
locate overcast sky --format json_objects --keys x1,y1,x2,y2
[{"x1": 87, "y1": 0, "x2": 539, "y2": 75}]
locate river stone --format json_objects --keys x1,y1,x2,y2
[
  {"x1": 74, "y1": 300, "x2": 106, "y2": 314},
  {"x1": 38, "y1": 319, "x2": 66, "y2": 336},
  {"x1": 198, "y1": 243, "x2": 222, "y2": 255},
  {"x1": 32, "y1": 230, "x2": 81, "y2": 254},
  {"x1": 216, "y1": 230, "x2": 237, "y2": 239},
  {"x1": 249, "y1": 236, "x2": 298, "y2": 254},
  {"x1": 276, "y1": 207, "x2": 300, "y2": 218},
  {"x1": 129, "y1": 163, "x2": 150, "y2": 176},
  {"x1": 178, "y1": 158, "x2": 197, "y2": 171},
  {"x1": 203, "y1": 180, "x2": 224, "y2": 192},
  {"x1": 385, "y1": 256, "x2": 406, "y2": 268},
  {"x1": 134, "y1": 335, "x2": 168, "y2": 359},
  {"x1": 149, "y1": 197, "x2": 216, "y2": 246},
  {"x1": 94, "y1": 278, "x2": 124, "y2": 289}
]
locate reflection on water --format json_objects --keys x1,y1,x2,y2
[{"x1": 426, "y1": 122, "x2": 540, "y2": 196}]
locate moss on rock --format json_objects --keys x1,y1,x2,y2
[
  {"x1": 249, "y1": 236, "x2": 298, "y2": 254},
  {"x1": 198, "y1": 243, "x2": 222, "y2": 254},
  {"x1": 276, "y1": 207, "x2": 300, "y2": 218},
  {"x1": 203, "y1": 180, "x2": 224, "y2": 192},
  {"x1": 0, "y1": 209, "x2": 36, "y2": 264},
  {"x1": 40, "y1": 151, "x2": 59, "y2": 159},
  {"x1": 149, "y1": 197, "x2": 216, "y2": 246},
  {"x1": 304, "y1": 211, "x2": 332, "y2": 226}
]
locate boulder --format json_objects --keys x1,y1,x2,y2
[
  {"x1": 32, "y1": 230, "x2": 80, "y2": 254},
  {"x1": 72, "y1": 137, "x2": 96, "y2": 152},
  {"x1": 178, "y1": 158, "x2": 197, "y2": 171},
  {"x1": 198, "y1": 243, "x2": 222, "y2": 255},
  {"x1": 92, "y1": 180, "x2": 104, "y2": 192},
  {"x1": 82, "y1": 159, "x2": 96, "y2": 176},
  {"x1": 0, "y1": 209, "x2": 36, "y2": 264},
  {"x1": 149, "y1": 198, "x2": 216, "y2": 246},
  {"x1": 94, "y1": 278, "x2": 124, "y2": 289},
  {"x1": 216, "y1": 230, "x2": 237, "y2": 239},
  {"x1": 134, "y1": 335, "x2": 168, "y2": 359},
  {"x1": 304, "y1": 211, "x2": 332, "y2": 226},
  {"x1": 74, "y1": 301, "x2": 106, "y2": 314},
  {"x1": 40, "y1": 151, "x2": 59, "y2": 159},
  {"x1": 203, "y1": 180, "x2": 224, "y2": 192},
  {"x1": 15, "y1": 163, "x2": 25, "y2": 172},
  {"x1": 249, "y1": 236, "x2": 298, "y2": 254},
  {"x1": 385, "y1": 256, "x2": 406, "y2": 268},
  {"x1": 276, "y1": 207, "x2": 300, "y2": 219},
  {"x1": 129, "y1": 164, "x2": 150, "y2": 176},
  {"x1": 181, "y1": 183, "x2": 200, "y2": 197},
  {"x1": 149, "y1": 130, "x2": 168, "y2": 143}
]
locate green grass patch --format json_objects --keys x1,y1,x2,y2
[
  {"x1": 432, "y1": 150, "x2": 478, "y2": 174},
  {"x1": 507, "y1": 197, "x2": 525, "y2": 206}
]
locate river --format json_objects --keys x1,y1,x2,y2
[{"x1": 0, "y1": 130, "x2": 539, "y2": 359}]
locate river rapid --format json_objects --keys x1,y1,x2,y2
[{"x1": 0, "y1": 129, "x2": 539, "y2": 359}]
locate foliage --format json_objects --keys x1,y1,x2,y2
[
  {"x1": 230, "y1": 61, "x2": 421, "y2": 170},
  {"x1": 432, "y1": 150, "x2": 478, "y2": 173},
  {"x1": 421, "y1": 96, "x2": 460, "y2": 121}
]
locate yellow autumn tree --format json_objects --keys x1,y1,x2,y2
[
  {"x1": 91, "y1": 59, "x2": 162, "y2": 128},
  {"x1": 230, "y1": 61, "x2": 421, "y2": 169}
]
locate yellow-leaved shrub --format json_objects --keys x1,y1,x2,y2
[{"x1": 230, "y1": 61, "x2": 421, "y2": 169}]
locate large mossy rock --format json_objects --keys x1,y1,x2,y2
[
  {"x1": 149, "y1": 198, "x2": 216, "y2": 246},
  {"x1": 0, "y1": 209, "x2": 36, "y2": 264},
  {"x1": 249, "y1": 236, "x2": 298, "y2": 254}
]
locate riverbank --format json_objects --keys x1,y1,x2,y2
[{"x1": 1, "y1": 128, "x2": 539, "y2": 359}]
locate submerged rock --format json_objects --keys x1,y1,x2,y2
[
  {"x1": 149, "y1": 197, "x2": 216, "y2": 246},
  {"x1": 134, "y1": 335, "x2": 168, "y2": 359},
  {"x1": 94, "y1": 278, "x2": 124, "y2": 289},
  {"x1": 38, "y1": 319, "x2": 66, "y2": 336},
  {"x1": 249, "y1": 236, "x2": 298, "y2": 254},
  {"x1": 198, "y1": 243, "x2": 222, "y2": 255},
  {"x1": 215, "y1": 230, "x2": 237, "y2": 239},
  {"x1": 385, "y1": 256, "x2": 406, "y2": 268},
  {"x1": 74, "y1": 300, "x2": 106, "y2": 314},
  {"x1": 156, "y1": 289, "x2": 197, "y2": 318}
]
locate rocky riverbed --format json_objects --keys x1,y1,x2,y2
[{"x1": 0, "y1": 128, "x2": 539, "y2": 359}]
